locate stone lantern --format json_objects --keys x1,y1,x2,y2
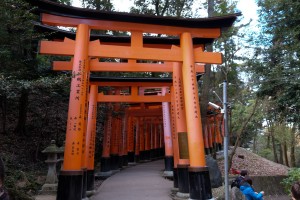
[{"x1": 40, "y1": 140, "x2": 60, "y2": 194}]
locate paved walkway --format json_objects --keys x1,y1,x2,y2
[{"x1": 91, "y1": 159, "x2": 173, "y2": 200}]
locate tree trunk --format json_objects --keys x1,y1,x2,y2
[
  {"x1": 0, "y1": 94, "x2": 7, "y2": 134},
  {"x1": 200, "y1": 0, "x2": 214, "y2": 143},
  {"x1": 252, "y1": 131, "x2": 257, "y2": 153},
  {"x1": 283, "y1": 141, "x2": 289, "y2": 167},
  {"x1": 279, "y1": 143, "x2": 283, "y2": 164},
  {"x1": 15, "y1": 88, "x2": 29, "y2": 136},
  {"x1": 228, "y1": 99, "x2": 259, "y2": 171},
  {"x1": 290, "y1": 126, "x2": 296, "y2": 167},
  {"x1": 271, "y1": 130, "x2": 278, "y2": 163},
  {"x1": 266, "y1": 130, "x2": 270, "y2": 148}
]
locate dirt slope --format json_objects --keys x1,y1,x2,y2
[{"x1": 218, "y1": 147, "x2": 289, "y2": 176}]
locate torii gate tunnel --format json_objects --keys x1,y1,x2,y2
[{"x1": 30, "y1": 0, "x2": 238, "y2": 199}]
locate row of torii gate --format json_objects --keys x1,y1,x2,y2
[{"x1": 29, "y1": 0, "x2": 238, "y2": 199}]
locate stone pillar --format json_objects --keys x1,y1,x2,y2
[{"x1": 41, "y1": 140, "x2": 59, "y2": 194}]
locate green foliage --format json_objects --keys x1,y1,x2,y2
[
  {"x1": 81, "y1": 0, "x2": 114, "y2": 11},
  {"x1": 1, "y1": 153, "x2": 42, "y2": 199},
  {"x1": 130, "y1": 0, "x2": 194, "y2": 17},
  {"x1": 248, "y1": 0, "x2": 300, "y2": 127},
  {"x1": 281, "y1": 168, "x2": 300, "y2": 194},
  {"x1": 258, "y1": 148, "x2": 273, "y2": 161}
]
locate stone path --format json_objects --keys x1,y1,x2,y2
[{"x1": 91, "y1": 159, "x2": 172, "y2": 200}]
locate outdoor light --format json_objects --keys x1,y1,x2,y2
[{"x1": 208, "y1": 102, "x2": 222, "y2": 110}]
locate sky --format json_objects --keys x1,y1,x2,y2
[{"x1": 72, "y1": 0, "x2": 259, "y2": 25}]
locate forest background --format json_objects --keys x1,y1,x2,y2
[{"x1": 0, "y1": 0, "x2": 299, "y2": 199}]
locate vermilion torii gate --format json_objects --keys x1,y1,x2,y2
[{"x1": 30, "y1": 0, "x2": 238, "y2": 199}]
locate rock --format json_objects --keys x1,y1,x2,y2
[{"x1": 206, "y1": 155, "x2": 222, "y2": 188}]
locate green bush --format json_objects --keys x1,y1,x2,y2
[
  {"x1": 258, "y1": 148, "x2": 273, "y2": 161},
  {"x1": 281, "y1": 168, "x2": 300, "y2": 194}
]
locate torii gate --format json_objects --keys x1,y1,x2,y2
[{"x1": 30, "y1": 1, "x2": 238, "y2": 199}]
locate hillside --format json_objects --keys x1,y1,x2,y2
[{"x1": 218, "y1": 147, "x2": 289, "y2": 176}]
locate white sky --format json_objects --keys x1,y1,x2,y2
[{"x1": 72, "y1": 0, "x2": 259, "y2": 23}]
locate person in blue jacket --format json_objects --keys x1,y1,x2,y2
[{"x1": 239, "y1": 176, "x2": 264, "y2": 200}]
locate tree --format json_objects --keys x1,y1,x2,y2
[
  {"x1": 130, "y1": 0, "x2": 194, "y2": 17},
  {"x1": 81, "y1": 0, "x2": 114, "y2": 11}
]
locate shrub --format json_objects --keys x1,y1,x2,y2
[{"x1": 281, "y1": 168, "x2": 300, "y2": 194}]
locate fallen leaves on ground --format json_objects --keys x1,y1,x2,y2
[{"x1": 217, "y1": 147, "x2": 289, "y2": 176}]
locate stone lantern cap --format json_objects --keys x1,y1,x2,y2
[{"x1": 42, "y1": 140, "x2": 60, "y2": 154}]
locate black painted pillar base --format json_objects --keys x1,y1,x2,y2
[
  {"x1": 218, "y1": 143, "x2": 222, "y2": 151},
  {"x1": 122, "y1": 155, "x2": 128, "y2": 166},
  {"x1": 144, "y1": 150, "x2": 151, "y2": 161},
  {"x1": 173, "y1": 167, "x2": 179, "y2": 189},
  {"x1": 188, "y1": 167, "x2": 212, "y2": 200},
  {"x1": 82, "y1": 168, "x2": 87, "y2": 199},
  {"x1": 177, "y1": 164, "x2": 189, "y2": 194},
  {"x1": 160, "y1": 148, "x2": 165, "y2": 157},
  {"x1": 139, "y1": 151, "x2": 145, "y2": 161},
  {"x1": 118, "y1": 155, "x2": 124, "y2": 168},
  {"x1": 57, "y1": 170, "x2": 83, "y2": 200},
  {"x1": 134, "y1": 154, "x2": 140, "y2": 163},
  {"x1": 205, "y1": 148, "x2": 210, "y2": 155},
  {"x1": 110, "y1": 154, "x2": 119, "y2": 170},
  {"x1": 128, "y1": 151, "x2": 135, "y2": 163},
  {"x1": 209, "y1": 148, "x2": 213, "y2": 154},
  {"x1": 150, "y1": 149, "x2": 156, "y2": 160},
  {"x1": 100, "y1": 157, "x2": 111, "y2": 172},
  {"x1": 164, "y1": 156, "x2": 174, "y2": 171},
  {"x1": 87, "y1": 170, "x2": 94, "y2": 191}
]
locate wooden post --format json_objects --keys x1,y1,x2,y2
[
  {"x1": 127, "y1": 115, "x2": 135, "y2": 163},
  {"x1": 121, "y1": 112, "x2": 128, "y2": 166},
  {"x1": 110, "y1": 101, "x2": 120, "y2": 170},
  {"x1": 162, "y1": 87, "x2": 174, "y2": 175},
  {"x1": 101, "y1": 101, "x2": 113, "y2": 175},
  {"x1": 172, "y1": 62, "x2": 190, "y2": 196},
  {"x1": 180, "y1": 32, "x2": 212, "y2": 199},
  {"x1": 134, "y1": 118, "x2": 140, "y2": 162},
  {"x1": 86, "y1": 85, "x2": 97, "y2": 192},
  {"x1": 57, "y1": 24, "x2": 90, "y2": 200},
  {"x1": 170, "y1": 86, "x2": 179, "y2": 189}
]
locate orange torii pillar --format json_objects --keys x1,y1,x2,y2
[
  {"x1": 57, "y1": 24, "x2": 90, "y2": 200},
  {"x1": 117, "y1": 112, "x2": 124, "y2": 168},
  {"x1": 172, "y1": 62, "x2": 190, "y2": 196},
  {"x1": 170, "y1": 86, "x2": 179, "y2": 189},
  {"x1": 110, "y1": 102, "x2": 121, "y2": 171},
  {"x1": 127, "y1": 115, "x2": 135, "y2": 163},
  {"x1": 181, "y1": 33, "x2": 212, "y2": 199},
  {"x1": 121, "y1": 112, "x2": 129, "y2": 167},
  {"x1": 139, "y1": 117, "x2": 146, "y2": 161},
  {"x1": 159, "y1": 120, "x2": 165, "y2": 157},
  {"x1": 216, "y1": 111, "x2": 224, "y2": 151},
  {"x1": 100, "y1": 101, "x2": 113, "y2": 177},
  {"x1": 85, "y1": 85, "x2": 97, "y2": 193},
  {"x1": 144, "y1": 119, "x2": 151, "y2": 161},
  {"x1": 162, "y1": 87, "x2": 174, "y2": 177},
  {"x1": 150, "y1": 118, "x2": 158, "y2": 160},
  {"x1": 134, "y1": 117, "x2": 140, "y2": 162}
]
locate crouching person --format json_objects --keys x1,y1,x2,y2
[{"x1": 240, "y1": 176, "x2": 264, "y2": 200}]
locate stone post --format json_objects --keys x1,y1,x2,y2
[{"x1": 40, "y1": 140, "x2": 59, "y2": 194}]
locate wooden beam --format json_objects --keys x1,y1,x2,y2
[
  {"x1": 53, "y1": 60, "x2": 205, "y2": 73},
  {"x1": 97, "y1": 93, "x2": 171, "y2": 102},
  {"x1": 41, "y1": 13, "x2": 221, "y2": 38},
  {"x1": 40, "y1": 40, "x2": 222, "y2": 64}
]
